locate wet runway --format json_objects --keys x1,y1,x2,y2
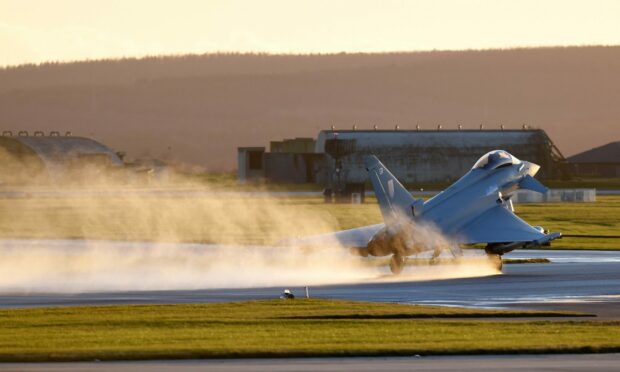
[
  {"x1": 1, "y1": 248, "x2": 619, "y2": 317},
  {"x1": 5, "y1": 354, "x2": 620, "y2": 372}
]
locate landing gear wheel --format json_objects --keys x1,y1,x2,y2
[
  {"x1": 487, "y1": 254, "x2": 503, "y2": 271},
  {"x1": 389, "y1": 254, "x2": 406, "y2": 275}
]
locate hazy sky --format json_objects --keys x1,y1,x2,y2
[{"x1": 1, "y1": 0, "x2": 619, "y2": 66}]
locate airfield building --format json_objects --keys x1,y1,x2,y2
[
  {"x1": 567, "y1": 141, "x2": 620, "y2": 178},
  {"x1": 238, "y1": 139, "x2": 324, "y2": 184},
  {"x1": 0, "y1": 132, "x2": 123, "y2": 185},
  {"x1": 238, "y1": 128, "x2": 568, "y2": 198}
]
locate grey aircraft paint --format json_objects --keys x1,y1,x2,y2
[{"x1": 294, "y1": 150, "x2": 561, "y2": 274}]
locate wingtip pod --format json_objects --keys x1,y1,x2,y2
[
  {"x1": 537, "y1": 231, "x2": 562, "y2": 244},
  {"x1": 525, "y1": 231, "x2": 562, "y2": 248}
]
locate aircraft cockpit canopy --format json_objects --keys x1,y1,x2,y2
[{"x1": 472, "y1": 150, "x2": 521, "y2": 170}]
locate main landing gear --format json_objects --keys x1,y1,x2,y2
[
  {"x1": 389, "y1": 254, "x2": 406, "y2": 275},
  {"x1": 487, "y1": 253, "x2": 503, "y2": 271}
]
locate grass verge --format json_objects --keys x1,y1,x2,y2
[
  {"x1": 0, "y1": 194, "x2": 617, "y2": 249},
  {"x1": 503, "y1": 258, "x2": 551, "y2": 264},
  {"x1": 1, "y1": 299, "x2": 613, "y2": 362}
]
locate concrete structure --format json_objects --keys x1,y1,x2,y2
[
  {"x1": 237, "y1": 147, "x2": 266, "y2": 183},
  {"x1": 238, "y1": 139, "x2": 324, "y2": 184},
  {"x1": 263, "y1": 152, "x2": 324, "y2": 183},
  {"x1": 568, "y1": 141, "x2": 620, "y2": 177},
  {"x1": 238, "y1": 129, "x2": 568, "y2": 201},
  {"x1": 0, "y1": 133, "x2": 123, "y2": 184},
  {"x1": 513, "y1": 188, "x2": 596, "y2": 203},
  {"x1": 270, "y1": 138, "x2": 315, "y2": 153}
]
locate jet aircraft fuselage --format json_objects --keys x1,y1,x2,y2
[{"x1": 289, "y1": 150, "x2": 561, "y2": 274}]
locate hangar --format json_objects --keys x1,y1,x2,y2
[
  {"x1": 238, "y1": 127, "x2": 568, "y2": 197},
  {"x1": 0, "y1": 132, "x2": 123, "y2": 185},
  {"x1": 568, "y1": 141, "x2": 620, "y2": 178}
]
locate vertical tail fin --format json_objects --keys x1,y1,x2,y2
[{"x1": 365, "y1": 155, "x2": 422, "y2": 226}]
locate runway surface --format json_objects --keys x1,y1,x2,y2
[
  {"x1": 1, "y1": 246, "x2": 619, "y2": 317},
  {"x1": 3, "y1": 354, "x2": 620, "y2": 371}
]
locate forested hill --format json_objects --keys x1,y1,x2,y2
[{"x1": 1, "y1": 46, "x2": 619, "y2": 170}]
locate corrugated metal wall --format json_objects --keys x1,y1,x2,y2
[{"x1": 316, "y1": 129, "x2": 563, "y2": 186}]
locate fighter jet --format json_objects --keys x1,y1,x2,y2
[{"x1": 292, "y1": 150, "x2": 561, "y2": 274}]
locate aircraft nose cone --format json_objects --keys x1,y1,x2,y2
[{"x1": 525, "y1": 162, "x2": 541, "y2": 176}]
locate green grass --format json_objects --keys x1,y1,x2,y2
[
  {"x1": 401, "y1": 178, "x2": 620, "y2": 192},
  {"x1": 1, "y1": 299, "x2": 614, "y2": 362},
  {"x1": 307, "y1": 196, "x2": 620, "y2": 250},
  {"x1": 0, "y1": 193, "x2": 617, "y2": 249},
  {"x1": 513, "y1": 196, "x2": 620, "y2": 250},
  {"x1": 184, "y1": 174, "x2": 620, "y2": 192}
]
